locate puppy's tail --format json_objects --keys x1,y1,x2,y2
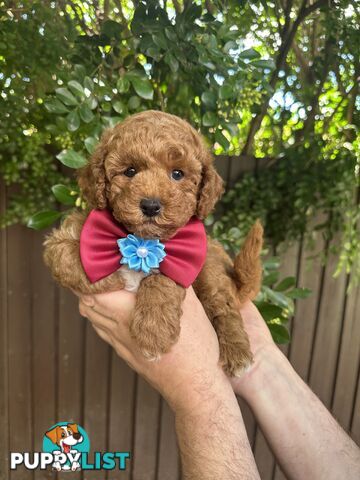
[{"x1": 233, "y1": 220, "x2": 263, "y2": 304}]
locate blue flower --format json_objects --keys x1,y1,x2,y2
[{"x1": 117, "y1": 234, "x2": 166, "y2": 274}]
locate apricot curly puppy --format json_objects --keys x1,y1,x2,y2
[{"x1": 44, "y1": 110, "x2": 263, "y2": 375}]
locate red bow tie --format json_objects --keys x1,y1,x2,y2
[{"x1": 80, "y1": 209, "x2": 207, "y2": 288}]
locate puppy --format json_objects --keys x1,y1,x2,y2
[
  {"x1": 44, "y1": 110, "x2": 263, "y2": 375},
  {"x1": 45, "y1": 423, "x2": 83, "y2": 471}
]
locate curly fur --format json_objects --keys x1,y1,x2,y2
[{"x1": 44, "y1": 110, "x2": 263, "y2": 374}]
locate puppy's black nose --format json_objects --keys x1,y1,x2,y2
[
  {"x1": 73, "y1": 432, "x2": 81, "y2": 440},
  {"x1": 140, "y1": 198, "x2": 161, "y2": 217}
]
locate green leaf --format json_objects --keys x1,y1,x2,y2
[
  {"x1": 79, "y1": 103, "x2": 94, "y2": 123},
  {"x1": 84, "y1": 137, "x2": 97, "y2": 154},
  {"x1": 101, "y1": 101, "x2": 112, "y2": 112},
  {"x1": 84, "y1": 76, "x2": 94, "y2": 92},
  {"x1": 256, "y1": 302, "x2": 284, "y2": 322},
  {"x1": 130, "y1": 77, "x2": 153, "y2": 100},
  {"x1": 146, "y1": 47, "x2": 162, "y2": 61},
  {"x1": 251, "y1": 59, "x2": 276, "y2": 70},
  {"x1": 286, "y1": 287, "x2": 312, "y2": 299},
  {"x1": 152, "y1": 32, "x2": 167, "y2": 50},
  {"x1": 85, "y1": 97, "x2": 98, "y2": 110},
  {"x1": 102, "y1": 116, "x2": 122, "y2": 128},
  {"x1": 117, "y1": 77, "x2": 130, "y2": 93},
  {"x1": 51, "y1": 184, "x2": 76, "y2": 206},
  {"x1": 223, "y1": 40, "x2": 237, "y2": 53},
  {"x1": 268, "y1": 323, "x2": 290, "y2": 344},
  {"x1": 101, "y1": 19, "x2": 123, "y2": 39},
  {"x1": 113, "y1": 100, "x2": 126, "y2": 114},
  {"x1": 219, "y1": 84, "x2": 233, "y2": 100},
  {"x1": 55, "y1": 87, "x2": 78, "y2": 106},
  {"x1": 165, "y1": 27, "x2": 177, "y2": 42},
  {"x1": 262, "y1": 286, "x2": 293, "y2": 310},
  {"x1": 201, "y1": 91, "x2": 217, "y2": 109},
  {"x1": 263, "y1": 257, "x2": 280, "y2": 270},
  {"x1": 239, "y1": 48, "x2": 261, "y2": 60},
  {"x1": 202, "y1": 111, "x2": 217, "y2": 127},
  {"x1": 27, "y1": 210, "x2": 62, "y2": 230},
  {"x1": 275, "y1": 276, "x2": 296, "y2": 292},
  {"x1": 263, "y1": 270, "x2": 279, "y2": 286},
  {"x1": 44, "y1": 99, "x2": 69, "y2": 114},
  {"x1": 164, "y1": 52, "x2": 179, "y2": 73},
  {"x1": 56, "y1": 149, "x2": 87, "y2": 168},
  {"x1": 66, "y1": 110, "x2": 80, "y2": 131},
  {"x1": 127, "y1": 95, "x2": 141, "y2": 110},
  {"x1": 223, "y1": 122, "x2": 239, "y2": 137},
  {"x1": 215, "y1": 129, "x2": 230, "y2": 150},
  {"x1": 68, "y1": 80, "x2": 85, "y2": 98}
]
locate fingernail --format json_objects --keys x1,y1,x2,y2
[{"x1": 82, "y1": 295, "x2": 95, "y2": 307}]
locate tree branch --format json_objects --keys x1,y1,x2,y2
[
  {"x1": 103, "y1": 0, "x2": 110, "y2": 21},
  {"x1": 173, "y1": 0, "x2": 182, "y2": 14},
  {"x1": 241, "y1": 0, "x2": 329, "y2": 155}
]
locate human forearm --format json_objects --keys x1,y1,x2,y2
[
  {"x1": 238, "y1": 346, "x2": 360, "y2": 480},
  {"x1": 174, "y1": 369, "x2": 260, "y2": 480}
]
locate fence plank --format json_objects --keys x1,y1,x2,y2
[
  {"x1": 156, "y1": 399, "x2": 179, "y2": 480},
  {"x1": 57, "y1": 289, "x2": 85, "y2": 421},
  {"x1": 132, "y1": 378, "x2": 161, "y2": 480},
  {"x1": 351, "y1": 373, "x2": 360, "y2": 446},
  {"x1": 238, "y1": 398, "x2": 256, "y2": 449},
  {"x1": 331, "y1": 275, "x2": 360, "y2": 431},
  {"x1": 7, "y1": 224, "x2": 33, "y2": 480},
  {"x1": 0, "y1": 182, "x2": 9, "y2": 480},
  {"x1": 288, "y1": 234, "x2": 326, "y2": 381},
  {"x1": 107, "y1": 354, "x2": 136, "y2": 480},
  {"x1": 57, "y1": 288, "x2": 84, "y2": 480},
  {"x1": 309, "y1": 247, "x2": 347, "y2": 407},
  {"x1": 82, "y1": 324, "x2": 111, "y2": 480},
  {"x1": 31, "y1": 230, "x2": 57, "y2": 480}
]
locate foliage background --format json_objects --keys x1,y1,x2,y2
[{"x1": 0, "y1": 0, "x2": 359, "y2": 339}]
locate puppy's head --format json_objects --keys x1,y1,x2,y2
[
  {"x1": 78, "y1": 110, "x2": 223, "y2": 239},
  {"x1": 45, "y1": 423, "x2": 83, "y2": 449}
]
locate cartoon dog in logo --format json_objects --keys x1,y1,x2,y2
[{"x1": 45, "y1": 423, "x2": 83, "y2": 471}]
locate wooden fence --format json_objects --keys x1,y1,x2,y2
[{"x1": 0, "y1": 156, "x2": 359, "y2": 480}]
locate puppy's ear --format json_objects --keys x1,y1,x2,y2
[
  {"x1": 196, "y1": 164, "x2": 224, "y2": 219},
  {"x1": 46, "y1": 426, "x2": 60, "y2": 445},
  {"x1": 77, "y1": 129, "x2": 113, "y2": 209},
  {"x1": 67, "y1": 423, "x2": 79, "y2": 434}
]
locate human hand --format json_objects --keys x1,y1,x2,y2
[
  {"x1": 79, "y1": 287, "x2": 228, "y2": 413},
  {"x1": 230, "y1": 301, "x2": 282, "y2": 399}
]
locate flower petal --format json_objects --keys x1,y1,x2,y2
[
  {"x1": 153, "y1": 245, "x2": 166, "y2": 258},
  {"x1": 127, "y1": 234, "x2": 140, "y2": 246},
  {"x1": 128, "y1": 255, "x2": 141, "y2": 270},
  {"x1": 141, "y1": 258, "x2": 151, "y2": 274},
  {"x1": 146, "y1": 251, "x2": 160, "y2": 269},
  {"x1": 121, "y1": 244, "x2": 137, "y2": 257}
]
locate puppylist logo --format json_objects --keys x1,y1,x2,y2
[{"x1": 10, "y1": 422, "x2": 130, "y2": 472}]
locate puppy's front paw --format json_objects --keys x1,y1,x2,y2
[
  {"x1": 130, "y1": 309, "x2": 180, "y2": 361},
  {"x1": 220, "y1": 341, "x2": 253, "y2": 377}
]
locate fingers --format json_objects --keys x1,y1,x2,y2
[
  {"x1": 79, "y1": 301, "x2": 117, "y2": 328},
  {"x1": 82, "y1": 290, "x2": 136, "y2": 321},
  {"x1": 79, "y1": 300, "x2": 132, "y2": 348},
  {"x1": 79, "y1": 301, "x2": 134, "y2": 362}
]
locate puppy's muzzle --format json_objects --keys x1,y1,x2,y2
[{"x1": 140, "y1": 198, "x2": 161, "y2": 217}]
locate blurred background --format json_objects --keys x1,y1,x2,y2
[{"x1": 0, "y1": 1, "x2": 359, "y2": 479}]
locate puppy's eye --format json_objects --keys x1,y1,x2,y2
[
  {"x1": 61, "y1": 432, "x2": 65, "y2": 438},
  {"x1": 171, "y1": 169, "x2": 184, "y2": 181},
  {"x1": 124, "y1": 167, "x2": 137, "y2": 178}
]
